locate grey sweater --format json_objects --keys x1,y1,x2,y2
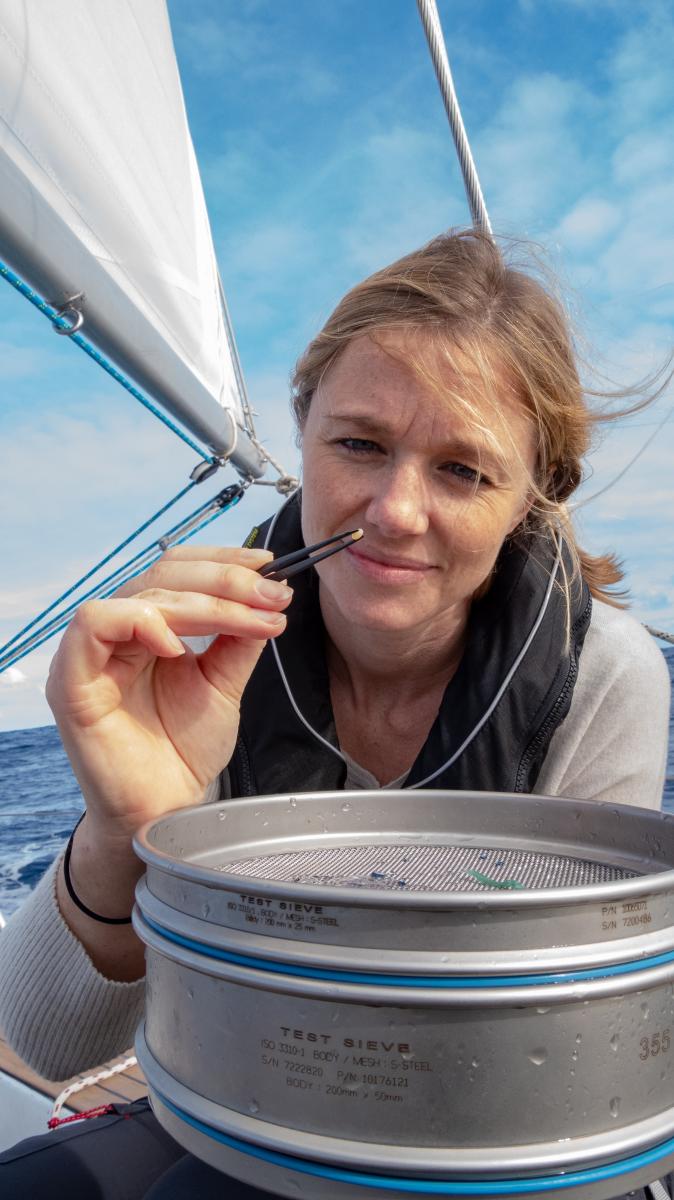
[{"x1": 0, "y1": 602, "x2": 670, "y2": 1081}]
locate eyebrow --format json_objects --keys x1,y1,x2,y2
[{"x1": 324, "y1": 411, "x2": 504, "y2": 474}]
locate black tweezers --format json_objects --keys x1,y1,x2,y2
[{"x1": 259, "y1": 530, "x2": 363, "y2": 582}]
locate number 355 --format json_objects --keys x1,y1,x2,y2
[{"x1": 640, "y1": 1030, "x2": 671, "y2": 1060}]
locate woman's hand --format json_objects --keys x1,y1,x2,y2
[{"x1": 46, "y1": 544, "x2": 291, "y2": 842}]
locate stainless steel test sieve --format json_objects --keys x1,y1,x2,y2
[{"x1": 133, "y1": 790, "x2": 674, "y2": 1200}]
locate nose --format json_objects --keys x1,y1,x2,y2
[{"x1": 365, "y1": 460, "x2": 430, "y2": 538}]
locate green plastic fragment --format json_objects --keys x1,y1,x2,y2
[{"x1": 467, "y1": 869, "x2": 525, "y2": 890}]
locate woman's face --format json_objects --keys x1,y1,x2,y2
[{"x1": 300, "y1": 334, "x2": 536, "y2": 639}]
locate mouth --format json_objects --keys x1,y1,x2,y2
[{"x1": 346, "y1": 544, "x2": 435, "y2": 581}]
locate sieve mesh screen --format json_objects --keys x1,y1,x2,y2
[{"x1": 223, "y1": 843, "x2": 639, "y2": 893}]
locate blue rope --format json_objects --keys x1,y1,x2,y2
[
  {"x1": 0, "y1": 489, "x2": 227, "y2": 667},
  {"x1": 0, "y1": 259, "x2": 218, "y2": 463},
  {"x1": 156, "y1": 1087, "x2": 674, "y2": 1195},
  {"x1": 0, "y1": 481, "x2": 198, "y2": 659},
  {"x1": 0, "y1": 489, "x2": 243, "y2": 672}
]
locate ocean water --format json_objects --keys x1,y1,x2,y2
[{"x1": 1, "y1": 647, "x2": 673, "y2": 920}]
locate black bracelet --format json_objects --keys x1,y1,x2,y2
[{"x1": 63, "y1": 814, "x2": 133, "y2": 925}]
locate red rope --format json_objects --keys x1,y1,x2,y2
[{"x1": 48, "y1": 1103, "x2": 116, "y2": 1129}]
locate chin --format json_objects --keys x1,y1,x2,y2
[{"x1": 333, "y1": 595, "x2": 426, "y2": 635}]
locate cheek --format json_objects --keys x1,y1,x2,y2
[
  {"x1": 300, "y1": 455, "x2": 352, "y2": 542},
  {"x1": 443, "y1": 496, "x2": 508, "y2": 544}
]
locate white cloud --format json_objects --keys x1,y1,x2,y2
[
  {"x1": 0, "y1": 341, "x2": 60, "y2": 379},
  {"x1": 475, "y1": 73, "x2": 593, "y2": 228},
  {"x1": 338, "y1": 125, "x2": 467, "y2": 276},
  {"x1": 175, "y1": 11, "x2": 338, "y2": 100},
  {"x1": 0, "y1": 666, "x2": 26, "y2": 685},
  {"x1": 0, "y1": 647, "x2": 55, "y2": 731},
  {"x1": 556, "y1": 198, "x2": 622, "y2": 249},
  {"x1": 604, "y1": 13, "x2": 674, "y2": 129},
  {"x1": 612, "y1": 128, "x2": 674, "y2": 187}
]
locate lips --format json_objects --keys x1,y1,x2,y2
[{"x1": 347, "y1": 546, "x2": 434, "y2": 572}]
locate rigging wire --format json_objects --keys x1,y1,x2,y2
[
  {"x1": 0, "y1": 480, "x2": 199, "y2": 660},
  {"x1": 0, "y1": 252, "x2": 299, "y2": 673},
  {"x1": 415, "y1": 5, "x2": 672, "y2": 644},
  {"x1": 216, "y1": 277, "x2": 300, "y2": 493},
  {"x1": 571, "y1": 401, "x2": 674, "y2": 510},
  {"x1": 218, "y1": 273, "x2": 256, "y2": 442},
  {"x1": 0, "y1": 485, "x2": 246, "y2": 673},
  {"x1": 416, "y1": 0, "x2": 492, "y2": 234}
]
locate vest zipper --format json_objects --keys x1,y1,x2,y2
[
  {"x1": 513, "y1": 659, "x2": 578, "y2": 792},
  {"x1": 235, "y1": 734, "x2": 254, "y2": 796}
]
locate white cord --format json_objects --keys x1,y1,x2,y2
[
  {"x1": 408, "y1": 530, "x2": 564, "y2": 789},
  {"x1": 266, "y1": 500, "x2": 564, "y2": 785},
  {"x1": 49, "y1": 1055, "x2": 137, "y2": 1122},
  {"x1": 264, "y1": 497, "x2": 348, "y2": 767}
]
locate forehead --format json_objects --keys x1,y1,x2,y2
[{"x1": 315, "y1": 333, "x2": 534, "y2": 459}]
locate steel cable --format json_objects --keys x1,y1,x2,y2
[{"x1": 416, "y1": 0, "x2": 492, "y2": 234}]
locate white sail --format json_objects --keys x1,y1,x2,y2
[{"x1": 0, "y1": 0, "x2": 264, "y2": 476}]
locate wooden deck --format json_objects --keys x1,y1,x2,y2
[{"x1": 0, "y1": 1034, "x2": 147, "y2": 1113}]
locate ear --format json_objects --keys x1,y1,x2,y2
[{"x1": 548, "y1": 460, "x2": 581, "y2": 502}]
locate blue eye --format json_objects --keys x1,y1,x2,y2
[
  {"x1": 444, "y1": 463, "x2": 484, "y2": 485},
  {"x1": 338, "y1": 437, "x2": 382, "y2": 454}
]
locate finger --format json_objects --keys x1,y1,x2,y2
[
  {"x1": 125, "y1": 588, "x2": 290, "y2": 639},
  {"x1": 155, "y1": 545, "x2": 273, "y2": 566},
  {"x1": 120, "y1": 561, "x2": 292, "y2": 610},
  {"x1": 198, "y1": 633, "x2": 273, "y2": 709},
  {"x1": 50, "y1": 599, "x2": 185, "y2": 687}
]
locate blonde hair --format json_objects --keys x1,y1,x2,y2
[{"x1": 291, "y1": 228, "x2": 665, "y2": 607}]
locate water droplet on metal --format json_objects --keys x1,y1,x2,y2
[
  {"x1": 610, "y1": 1034, "x2": 619, "y2": 1052},
  {"x1": 218, "y1": 809, "x2": 227, "y2": 821},
  {"x1": 641, "y1": 1002, "x2": 650, "y2": 1019},
  {"x1": 249, "y1": 1099, "x2": 260, "y2": 1115},
  {"x1": 609, "y1": 1097, "x2": 621, "y2": 1118},
  {"x1": 201, "y1": 902, "x2": 211, "y2": 918},
  {"x1": 575, "y1": 1033, "x2": 582, "y2": 1044},
  {"x1": 471, "y1": 1057, "x2": 480, "y2": 1069},
  {"x1": 341, "y1": 802, "x2": 352, "y2": 813},
  {"x1": 536, "y1": 1007, "x2": 551, "y2": 1015},
  {"x1": 289, "y1": 797, "x2": 297, "y2": 808},
  {"x1": 528, "y1": 1048, "x2": 548, "y2": 1066}
]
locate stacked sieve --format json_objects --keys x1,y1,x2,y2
[{"x1": 133, "y1": 790, "x2": 674, "y2": 1199}]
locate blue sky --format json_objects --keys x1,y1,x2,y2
[{"x1": 1, "y1": 0, "x2": 673, "y2": 730}]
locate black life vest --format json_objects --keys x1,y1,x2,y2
[{"x1": 226, "y1": 493, "x2": 591, "y2": 797}]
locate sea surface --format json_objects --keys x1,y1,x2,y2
[{"x1": 1, "y1": 648, "x2": 673, "y2": 920}]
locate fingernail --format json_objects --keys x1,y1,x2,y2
[
  {"x1": 166, "y1": 630, "x2": 185, "y2": 654},
  {"x1": 255, "y1": 578, "x2": 292, "y2": 601},
  {"x1": 256, "y1": 609, "x2": 287, "y2": 625}
]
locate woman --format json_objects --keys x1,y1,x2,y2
[{"x1": 0, "y1": 229, "x2": 670, "y2": 1198}]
